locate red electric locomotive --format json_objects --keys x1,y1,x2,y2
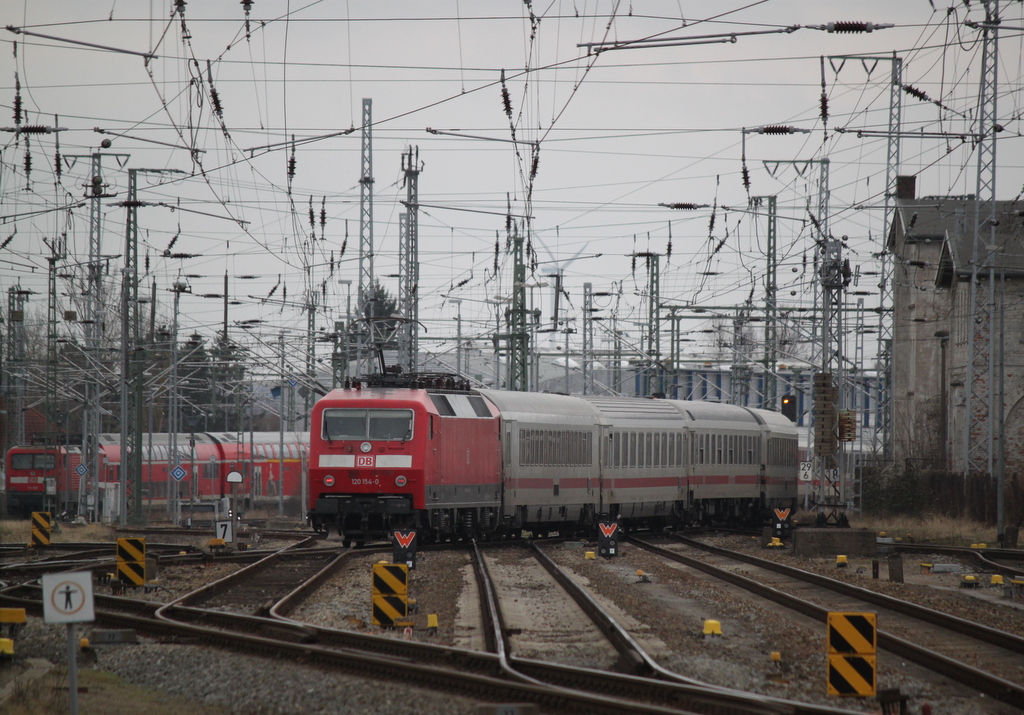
[
  {"x1": 3, "y1": 445, "x2": 81, "y2": 517},
  {"x1": 308, "y1": 378, "x2": 501, "y2": 544}
]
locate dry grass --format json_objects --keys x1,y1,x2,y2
[
  {"x1": 0, "y1": 519, "x2": 119, "y2": 546},
  {"x1": 3, "y1": 667, "x2": 68, "y2": 715},
  {"x1": 4, "y1": 668, "x2": 231, "y2": 715},
  {"x1": 849, "y1": 513, "x2": 999, "y2": 545}
]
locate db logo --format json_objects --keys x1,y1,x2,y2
[{"x1": 356, "y1": 455, "x2": 375, "y2": 467}]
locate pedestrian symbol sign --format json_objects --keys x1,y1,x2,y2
[
  {"x1": 170, "y1": 465, "x2": 188, "y2": 481},
  {"x1": 41, "y1": 572, "x2": 95, "y2": 624}
]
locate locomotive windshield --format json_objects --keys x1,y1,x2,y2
[
  {"x1": 11, "y1": 453, "x2": 56, "y2": 470},
  {"x1": 322, "y1": 409, "x2": 414, "y2": 441}
]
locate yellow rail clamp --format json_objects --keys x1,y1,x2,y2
[
  {"x1": 768, "y1": 537, "x2": 784, "y2": 548},
  {"x1": 372, "y1": 562, "x2": 409, "y2": 596},
  {"x1": 960, "y1": 575, "x2": 979, "y2": 589},
  {"x1": 919, "y1": 563, "x2": 933, "y2": 574},
  {"x1": 770, "y1": 651, "x2": 782, "y2": 663},
  {"x1": 30, "y1": 511, "x2": 52, "y2": 547},
  {"x1": 0, "y1": 638, "x2": 13, "y2": 657},
  {"x1": 585, "y1": 551, "x2": 596, "y2": 560},
  {"x1": 827, "y1": 612, "x2": 876, "y2": 654},
  {"x1": 0, "y1": 608, "x2": 26, "y2": 624},
  {"x1": 79, "y1": 638, "x2": 91, "y2": 650},
  {"x1": 878, "y1": 531, "x2": 886, "y2": 537},
  {"x1": 836, "y1": 555, "x2": 848, "y2": 568},
  {"x1": 991, "y1": 575, "x2": 1004, "y2": 586},
  {"x1": 827, "y1": 654, "x2": 876, "y2": 697},
  {"x1": 977, "y1": 543, "x2": 987, "y2": 549},
  {"x1": 209, "y1": 538, "x2": 226, "y2": 550},
  {"x1": 371, "y1": 594, "x2": 408, "y2": 626},
  {"x1": 970, "y1": 543, "x2": 979, "y2": 549},
  {"x1": 427, "y1": 613, "x2": 439, "y2": 633},
  {"x1": 702, "y1": 619, "x2": 722, "y2": 637}
]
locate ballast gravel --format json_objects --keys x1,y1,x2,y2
[
  {"x1": 540, "y1": 538, "x2": 1018, "y2": 715},
  {"x1": 10, "y1": 618, "x2": 480, "y2": 715}
]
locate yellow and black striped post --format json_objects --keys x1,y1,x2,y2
[
  {"x1": 827, "y1": 612, "x2": 876, "y2": 697},
  {"x1": 30, "y1": 512, "x2": 52, "y2": 547},
  {"x1": 371, "y1": 562, "x2": 408, "y2": 626},
  {"x1": 117, "y1": 537, "x2": 147, "y2": 587}
]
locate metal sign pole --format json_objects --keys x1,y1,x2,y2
[
  {"x1": 42, "y1": 572, "x2": 93, "y2": 715},
  {"x1": 66, "y1": 622, "x2": 79, "y2": 715}
]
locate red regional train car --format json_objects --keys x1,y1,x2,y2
[
  {"x1": 308, "y1": 378, "x2": 798, "y2": 543},
  {"x1": 5, "y1": 432, "x2": 309, "y2": 519}
]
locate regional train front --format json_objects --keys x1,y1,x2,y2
[{"x1": 308, "y1": 386, "x2": 426, "y2": 543}]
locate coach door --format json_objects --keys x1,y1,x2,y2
[{"x1": 502, "y1": 421, "x2": 516, "y2": 516}]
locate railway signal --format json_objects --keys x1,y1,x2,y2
[
  {"x1": 598, "y1": 522, "x2": 619, "y2": 557},
  {"x1": 392, "y1": 529, "x2": 417, "y2": 569},
  {"x1": 780, "y1": 394, "x2": 797, "y2": 422}
]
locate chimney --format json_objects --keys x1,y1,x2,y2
[{"x1": 896, "y1": 175, "x2": 916, "y2": 200}]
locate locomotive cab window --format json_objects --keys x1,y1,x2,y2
[
  {"x1": 12, "y1": 454, "x2": 56, "y2": 470},
  {"x1": 322, "y1": 408, "x2": 414, "y2": 441}
]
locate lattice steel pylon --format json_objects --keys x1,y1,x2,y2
[
  {"x1": 582, "y1": 283, "x2": 593, "y2": 395},
  {"x1": 119, "y1": 167, "x2": 181, "y2": 525},
  {"x1": 827, "y1": 53, "x2": 902, "y2": 460},
  {"x1": 502, "y1": 222, "x2": 529, "y2": 392},
  {"x1": 120, "y1": 169, "x2": 144, "y2": 526},
  {"x1": 357, "y1": 98, "x2": 374, "y2": 378},
  {"x1": 750, "y1": 195, "x2": 778, "y2": 410},
  {"x1": 6, "y1": 285, "x2": 27, "y2": 449},
  {"x1": 398, "y1": 146, "x2": 421, "y2": 373},
  {"x1": 964, "y1": 1, "x2": 1001, "y2": 477},
  {"x1": 630, "y1": 252, "x2": 661, "y2": 396}
]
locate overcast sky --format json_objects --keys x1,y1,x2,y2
[{"x1": 2, "y1": 1, "x2": 1022, "y2": 378}]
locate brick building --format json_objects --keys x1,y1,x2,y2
[{"x1": 890, "y1": 175, "x2": 1024, "y2": 475}]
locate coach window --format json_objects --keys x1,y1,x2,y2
[
  {"x1": 653, "y1": 434, "x2": 661, "y2": 468},
  {"x1": 627, "y1": 433, "x2": 636, "y2": 467},
  {"x1": 613, "y1": 433, "x2": 620, "y2": 467},
  {"x1": 716, "y1": 435, "x2": 723, "y2": 465}
]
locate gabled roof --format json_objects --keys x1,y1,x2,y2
[{"x1": 890, "y1": 198, "x2": 1024, "y2": 276}]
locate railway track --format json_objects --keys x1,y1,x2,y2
[
  {"x1": 0, "y1": 547, "x2": 752, "y2": 714},
  {"x1": 168, "y1": 544, "x2": 343, "y2": 615},
  {"x1": 471, "y1": 541, "x2": 860, "y2": 715},
  {"x1": 1, "y1": 538, "x2": 866, "y2": 715},
  {"x1": 631, "y1": 534, "x2": 1024, "y2": 709},
  {"x1": 895, "y1": 542, "x2": 1024, "y2": 578}
]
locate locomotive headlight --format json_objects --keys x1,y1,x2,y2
[
  {"x1": 395, "y1": 475, "x2": 407, "y2": 488},
  {"x1": 323, "y1": 475, "x2": 336, "y2": 487},
  {"x1": 360, "y1": 442, "x2": 372, "y2": 453}
]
